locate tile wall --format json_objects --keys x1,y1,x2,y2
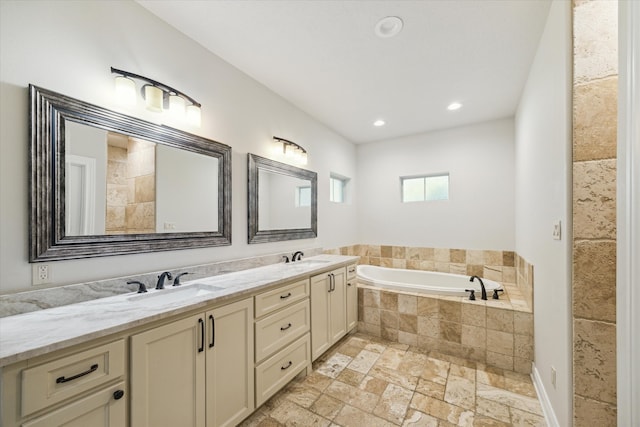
[{"x1": 572, "y1": 1, "x2": 618, "y2": 425}]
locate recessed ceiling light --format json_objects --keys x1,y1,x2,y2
[
  {"x1": 447, "y1": 102, "x2": 463, "y2": 111},
  {"x1": 375, "y1": 16, "x2": 403, "y2": 38},
  {"x1": 373, "y1": 119, "x2": 386, "y2": 127}
]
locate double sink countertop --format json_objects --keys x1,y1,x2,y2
[{"x1": 0, "y1": 255, "x2": 358, "y2": 367}]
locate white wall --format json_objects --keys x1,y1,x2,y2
[
  {"x1": 0, "y1": 0, "x2": 357, "y2": 293},
  {"x1": 514, "y1": 1, "x2": 572, "y2": 425},
  {"x1": 356, "y1": 118, "x2": 515, "y2": 250}
]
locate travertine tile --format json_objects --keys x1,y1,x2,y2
[
  {"x1": 415, "y1": 378, "x2": 445, "y2": 399},
  {"x1": 392, "y1": 259, "x2": 407, "y2": 269},
  {"x1": 461, "y1": 324, "x2": 486, "y2": 349},
  {"x1": 348, "y1": 349, "x2": 380, "y2": 374},
  {"x1": 440, "y1": 321, "x2": 461, "y2": 344},
  {"x1": 369, "y1": 365, "x2": 419, "y2": 391},
  {"x1": 396, "y1": 351, "x2": 429, "y2": 377},
  {"x1": 450, "y1": 249, "x2": 466, "y2": 263},
  {"x1": 406, "y1": 247, "x2": 422, "y2": 260},
  {"x1": 363, "y1": 289, "x2": 381, "y2": 308},
  {"x1": 476, "y1": 383, "x2": 543, "y2": 416},
  {"x1": 336, "y1": 368, "x2": 366, "y2": 386},
  {"x1": 502, "y1": 252, "x2": 515, "y2": 267},
  {"x1": 417, "y1": 297, "x2": 438, "y2": 317},
  {"x1": 573, "y1": 77, "x2": 618, "y2": 161},
  {"x1": 486, "y1": 330, "x2": 513, "y2": 356},
  {"x1": 398, "y1": 331, "x2": 418, "y2": 346},
  {"x1": 392, "y1": 246, "x2": 406, "y2": 259},
  {"x1": 381, "y1": 310, "x2": 399, "y2": 329},
  {"x1": 486, "y1": 351, "x2": 513, "y2": 371},
  {"x1": 466, "y1": 264, "x2": 484, "y2": 277},
  {"x1": 285, "y1": 382, "x2": 322, "y2": 408},
  {"x1": 399, "y1": 314, "x2": 417, "y2": 334},
  {"x1": 381, "y1": 246, "x2": 393, "y2": 258},
  {"x1": 449, "y1": 263, "x2": 467, "y2": 275},
  {"x1": 514, "y1": 334, "x2": 533, "y2": 360},
  {"x1": 475, "y1": 396, "x2": 511, "y2": 423},
  {"x1": 573, "y1": 318, "x2": 617, "y2": 404},
  {"x1": 444, "y1": 375, "x2": 475, "y2": 410},
  {"x1": 410, "y1": 393, "x2": 474, "y2": 425},
  {"x1": 334, "y1": 404, "x2": 395, "y2": 427},
  {"x1": 574, "y1": 394, "x2": 617, "y2": 427},
  {"x1": 310, "y1": 394, "x2": 344, "y2": 420},
  {"x1": 486, "y1": 308, "x2": 513, "y2": 333},
  {"x1": 398, "y1": 294, "x2": 418, "y2": 315},
  {"x1": 439, "y1": 300, "x2": 461, "y2": 323},
  {"x1": 270, "y1": 399, "x2": 331, "y2": 427},
  {"x1": 513, "y1": 312, "x2": 533, "y2": 336},
  {"x1": 317, "y1": 353, "x2": 353, "y2": 379},
  {"x1": 363, "y1": 307, "x2": 381, "y2": 325},
  {"x1": 417, "y1": 316, "x2": 439, "y2": 339},
  {"x1": 510, "y1": 407, "x2": 546, "y2": 427},
  {"x1": 325, "y1": 380, "x2": 380, "y2": 412},
  {"x1": 434, "y1": 248, "x2": 450, "y2": 262},
  {"x1": 374, "y1": 383, "x2": 413, "y2": 424},
  {"x1": 573, "y1": 159, "x2": 617, "y2": 240},
  {"x1": 381, "y1": 292, "x2": 399, "y2": 311},
  {"x1": 359, "y1": 375, "x2": 388, "y2": 395},
  {"x1": 461, "y1": 302, "x2": 486, "y2": 327},
  {"x1": 573, "y1": 0, "x2": 618, "y2": 83},
  {"x1": 420, "y1": 260, "x2": 435, "y2": 271},
  {"x1": 449, "y1": 363, "x2": 475, "y2": 381},
  {"x1": 401, "y1": 409, "x2": 439, "y2": 427},
  {"x1": 485, "y1": 251, "x2": 503, "y2": 266},
  {"x1": 573, "y1": 240, "x2": 616, "y2": 322}
]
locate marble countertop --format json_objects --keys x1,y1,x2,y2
[{"x1": 0, "y1": 255, "x2": 358, "y2": 367}]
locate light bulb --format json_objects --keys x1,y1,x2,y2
[
  {"x1": 114, "y1": 76, "x2": 136, "y2": 106},
  {"x1": 169, "y1": 94, "x2": 186, "y2": 119},
  {"x1": 186, "y1": 105, "x2": 201, "y2": 127},
  {"x1": 144, "y1": 85, "x2": 163, "y2": 113}
]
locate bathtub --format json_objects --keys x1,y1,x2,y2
[{"x1": 357, "y1": 265, "x2": 502, "y2": 297}]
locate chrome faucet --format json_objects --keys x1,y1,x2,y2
[
  {"x1": 291, "y1": 251, "x2": 304, "y2": 262},
  {"x1": 156, "y1": 272, "x2": 173, "y2": 290},
  {"x1": 469, "y1": 275, "x2": 487, "y2": 300}
]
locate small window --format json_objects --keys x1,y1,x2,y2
[
  {"x1": 401, "y1": 174, "x2": 449, "y2": 202},
  {"x1": 330, "y1": 174, "x2": 349, "y2": 203},
  {"x1": 296, "y1": 186, "x2": 311, "y2": 207}
]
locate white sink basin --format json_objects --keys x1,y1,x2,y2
[{"x1": 128, "y1": 283, "x2": 226, "y2": 305}]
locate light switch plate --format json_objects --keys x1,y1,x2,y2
[{"x1": 552, "y1": 220, "x2": 562, "y2": 240}]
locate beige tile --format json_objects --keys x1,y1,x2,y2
[
  {"x1": 285, "y1": 382, "x2": 322, "y2": 408},
  {"x1": 486, "y1": 308, "x2": 513, "y2": 333},
  {"x1": 359, "y1": 375, "x2": 389, "y2": 395},
  {"x1": 467, "y1": 264, "x2": 484, "y2": 277},
  {"x1": 409, "y1": 393, "x2": 474, "y2": 425},
  {"x1": 269, "y1": 399, "x2": 331, "y2": 427},
  {"x1": 449, "y1": 363, "x2": 475, "y2": 381},
  {"x1": 420, "y1": 248, "x2": 434, "y2": 261},
  {"x1": 325, "y1": 380, "x2": 380, "y2": 412},
  {"x1": 466, "y1": 250, "x2": 485, "y2": 265},
  {"x1": 475, "y1": 396, "x2": 510, "y2": 424},
  {"x1": 401, "y1": 409, "x2": 439, "y2": 427},
  {"x1": 369, "y1": 246, "x2": 382, "y2": 258},
  {"x1": 375, "y1": 347, "x2": 406, "y2": 371},
  {"x1": 106, "y1": 206, "x2": 126, "y2": 230},
  {"x1": 513, "y1": 357, "x2": 532, "y2": 374},
  {"x1": 317, "y1": 353, "x2": 353, "y2": 379},
  {"x1": 398, "y1": 294, "x2": 418, "y2": 315},
  {"x1": 398, "y1": 331, "x2": 418, "y2": 346},
  {"x1": 334, "y1": 404, "x2": 395, "y2": 427},
  {"x1": 393, "y1": 246, "x2": 406, "y2": 259},
  {"x1": 486, "y1": 330, "x2": 513, "y2": 356},
  {"x1": 381, "y1": 310, "x2": 399, "y2": 330},
  {"x1": 369, "y1": 365, "x2": 419, "y2": 391},
  {"x1": 574, "y1": 395, "x2": 617, "y2": 427},
  {"x1": 573, "y1": 77, "x2": 618, "y2": 161},
  {"x1": 440, "y1": 321, "x2": 461, "y2": 344},
  {"x1": 381, "y1": 258, "x2": 393, "y2": 268},
  {"x1": 434, "y1": 248, "x2": 450, "y2": 262},
  {"x1": 504, "y1": 376, "x2": 537, "y2": 398},
  {"x1": 135, "y1": 174, "x2": 155, "y2": 203},
  {"x1": 461, "y1": 324, "x2": 486, "y2": 350},
  {"x1": 310, "y1": 394, "x2": 344, "y2": 420},
  {"x1": 373, "y1": 383, "x2": 413, "y2": 424},
  {"x1": 444, "y1": 375, "x2": 475, "y2": 410},
  {"x1": 513, "y1": 312, "x2": 533, "y2": 337},
  {"x1": 573, "y1": 318, "x2": 617, "y2": 404},
  {"x1": 483, "y1": 266, "x2": 503, "y2": 282},
  {"x1": 485, "y1": 251, "x2": 503, "y2": 266},
  {"x1": 107, "y1": 159, "x2": 127, "y2": 184},
  {"x1": 449, "y1": 263, "x2": 467, "y2": 275},
  {"x1": 573, "y1": 159, "x2": 617, "y2": 240},
  {"x1": 363, "y1": 307, "x2": 381, "y2": 326},
  {"x1": 502, "y1": 267, "x2": 516, "y2": 284},
  {"x1": 450, "y1": 249, "x2": 466, "y2": 263},
  {"x1": 573, "y1": 240, "x2": 616, "y2": 323},
  {"x1": 382, "y1": 327, "x2": 398, "y2": 342},
  {"x1": 471, "y1": 416, "x2": 511, "y2": 426},
  {"x1": 417, "y1": 316, "x2": 439, "y2": 339},
  {"x1": 573, "y1": 0, "x2": 618, "y2": 83},
  {"x1": 502, "y1": 252, "x2": 515, "y2": 267},
  {"x1": 106, "y1": 184, "x2": 128, "y2": 207},
  {"x1": 510, "y1": 408, "x2": 546, "y2": 427},
  {"x1": 301, "y1": 372, "x2": 333, "y2": 392},
  {"x1": 435, "y1": 262, "x2": 450, "y2": 273},
  {"x1": 364, "y1": 342, "x2": 387, "y2": 354},
  {"x1": 439, "y1": 300, "x2": 461, "y2": 323},
  {"x1": 514, "y1": 334, "x2": 533, "y2": 360},
  {"x1": 381, "y1": 292, "x2": 399, "y2": 311},
  {"x1": 396, "y1": 351, "x2": 429, "y2": 377},
  {"x1": 336, "y1": 368, "x2": 366, "y2": 387},
  {"x1": 347, "y1": 350, "x2": 380, "y2": 374},
  {"x1": 420, "y1": 260, "x2": 435, "y2": 271},
  {"x1": 461, "y1": 302, "x2": 486, "y2": 327},
  {"x1": 486, "y1": 351, "x2": 513, "y2": 371},
  {"x1": 399, "y1": 314, "x2": 418, "y2": 334},
  {"x1": 406, "y1": 247, "x2": 422, "y2": 260},
  {"x1": 415, "y1": 378, "x2": 445, "y2": 399},
  {"x1": 417, "y1": 297, "x2": 438, "y2": 317},
  {"x1": 476, "y1": 383, "x2": 543, "y2": 416},
  {"x1": 364, "y1": 289, "x2": 381, "y2": 308},
  {"x1": 381, "y1": 246, "x2": 393, "y2": 258}
]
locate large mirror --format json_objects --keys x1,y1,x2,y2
[
  {"x1": 248, "y1": 154, "x2": 317, "y2": 244},
  {"x1": 30, "y1": 85, "x2": 232, "y2": 261}
]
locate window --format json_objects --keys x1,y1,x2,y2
[
  {"x1": 296, "y1": 186, "x2": 311, "y2": 207},
  {"x1": 330, "y1": 174, "x2": 349, "y2": 203},
  {"x1": 401, "y1": 174, "x2": 449, "y2": 202}
]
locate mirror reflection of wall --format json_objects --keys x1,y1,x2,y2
[
  {"x1": 65, "y1": 122, "x2": 219, "y2": 237},
  {"x1": 258, "y1": 169, "x2": 312, "y2": 231}
]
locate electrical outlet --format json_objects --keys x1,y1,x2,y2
[
  {"x1": 552, "y1": 220, "x2": 562, "y2": 240},
  {"x1": 551, "y1": 366, "x2": 557, "y2": 388},
  {"x1": 32, "y1": 264, "x2": 52, "y2": 285},
  {"x1": 164, "y1": 222, "x2": 176, "y2": 230}
]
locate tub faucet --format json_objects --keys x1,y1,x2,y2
[
  {"x1": 469, "y1": 275, "x2": 487, "y2": 300},
  {"x1": 156, "y1": 272, "x2": 173, "y2": 290},
  {"x1": 292, "y1": 251, "x2": 304, "y2": 262}
]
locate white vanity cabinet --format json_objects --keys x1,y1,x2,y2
[
  {"x1": 310, "y1": 267, "x2": 347, "y2": 360},
  {"x1": 0, "y1": 340, "x2": 127, "y2": 427},
  {"x1": 345, "y1": 263, "x2": 358, "y2": 332},
  {"x1": 254, "y1": 278, "x2": 311, "y2": 407},
  {"x1": 130, "y1": 297, "x2": 254, "y2": 427}
]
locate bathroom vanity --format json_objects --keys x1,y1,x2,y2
[{"x1": 0, "y1": 255, "x2": 358, "y2": 427}]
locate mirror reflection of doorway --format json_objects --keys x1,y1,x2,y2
[{"x1": 65, "y1": 154, "x2": 96, "y2": 236}]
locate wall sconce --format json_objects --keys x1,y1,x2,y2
[
  {"x1": 272, "y1": 136, "x2": 308, "y2": 166},
  {"x1": 110, "y1": 67, "x2": 202, "y2": 127}
]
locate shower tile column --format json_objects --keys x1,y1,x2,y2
[{"x1": 572, "y1": 1, "x2": 618, "y2": 425}]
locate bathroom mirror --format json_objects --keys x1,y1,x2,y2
[
  {"x1": 29, "y1": 85, "x2": 232, "y2": 261},
  {"x1": 247, "y1": 154, "x2": 317, "y2": 244}
]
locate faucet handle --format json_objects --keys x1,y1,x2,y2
[
  {"x1": 173, "y1": 272, "x2": 190, "y2": 286},
  {"x1": 492, "y1": 289, "x2": 504, "y2": 300},
  {"x1": 464, "y1": 289, "x2": 476, "y2": 301},
  {"x1": 282, "y1": 255, "x2": 290, "y2": 263},
  {"x1": 128, "y1": 280, "x2": 147, "y2": 293}
]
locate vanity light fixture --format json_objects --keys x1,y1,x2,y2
[
  {"x1": 273, "y1": 136, "x2": 308, "y2": 166},
  {"x1": 447, "y1": 102, "x2": 463, "y2": 111},
  {"x1": 110, "y1": 67, "x2": 202, "y2": 127}
]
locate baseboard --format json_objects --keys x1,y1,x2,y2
[{"x1": 531, "y1": 362, "x2": 560, "y2": 427}]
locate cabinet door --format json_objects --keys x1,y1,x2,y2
[
  {"x1": 131, "y1": 314, "x2": 205, "y2": 427},
  {"x1": 329, "y1": 268, "x2": 347, "y2": 344},
  {"x1": 310, "y1": 273, "x2": 331, "y2": 360},
  {"x1": 206, "y1": 298, "x2": 254, "y2": 427},
  {"x1": 346, "y1": 277, "x2": 358, "y2": 332},
  {"x1": 22, "y1": 382, "x2": 126, "y2": 427}
]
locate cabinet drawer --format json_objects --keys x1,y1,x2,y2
[
  {"x1": 255, "y1": 279, "x2": 309, "y2": 318},
  {"x1": 21, "y1": 340, "x2": 125, "y2": 417},
  {"x1": 255, "y1": 334, "x2": 310, "y2": 407},
  {"x1": 347, "y1": 264, "x2": 357, "y2": 279},
  {"x1": 255, "y1": 299, "x2": 309, "y2": 362}
]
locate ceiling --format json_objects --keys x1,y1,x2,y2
[{"x1": 137, "y1": 1, "x2": 552, "y2": 144}]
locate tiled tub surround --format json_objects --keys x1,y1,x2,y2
[
  {"x1": 0, "y1": 251, "x2": 348, "y2": 366},
  {"x1": 325, "y1": 244, "x2": 534, "y2": 311},
  {"x1": 0, "y1": 248, "x2": 323, "y2": 318},
  {"x1": 324, "y1": 245, "x2": 534, "y2": 374}
]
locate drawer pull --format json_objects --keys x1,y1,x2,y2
[
  {"x1": 280, "y1": 293, "x2": 292, "y2": 300},
  {"x1": 280, "y1": 323, "x2": 292, "y2": 331},
  {"x1": 281, "y1": 361, "x2": 293, "y2": 370},
  {"x1": 347, "y1": 282, "x2": 352, "y2": 287},
  {"x1": 198, "y1": 318, "x2": 205, "y2": 353},
  {"x1": 113, "y1": 390, "x2": 125, "y2": 400},
  {"x1": 209, "y1": 314, "x2": 215, "y2": 348},
  {"x1": 56, "y1": 364, "x2": 99, "y2": 384}
]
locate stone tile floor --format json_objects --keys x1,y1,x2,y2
[{"x1": 241, "y1": 333, "x2": 546, "y2": 427}]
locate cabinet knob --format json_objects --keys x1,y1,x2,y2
[{"x1": 113, "y1": 389, "x2": 125, "y2": 400}]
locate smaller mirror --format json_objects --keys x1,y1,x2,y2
[{"x1": 248, "y1": 154, "x2": 317, "y2": 244}]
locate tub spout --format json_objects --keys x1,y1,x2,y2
[{"x1": 469, "y1": 275, "x2": 487, "y2": 300}]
